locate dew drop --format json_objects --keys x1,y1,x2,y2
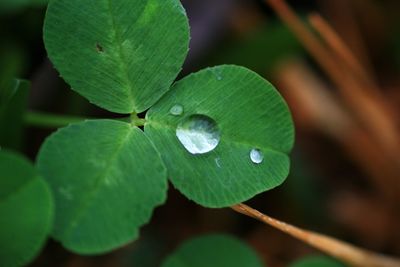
[
  {"x1": 212, "y1": 68, "x2": 223, "y2": 80},
  {"x1": 250, "y1": 149, "x2": 264, "y2": 164},
  {"x1": 170, "y1": 104, "x2": 184, "y2": 116},
  {"x1": 59, "y1": 186, "x2": 73, "y2": 200},
  {"x1": 215, "y1": 157, "x2": 222, "y2": 168},
  {"x1": 176, "y1": 114, "x2": 220, "y2": 154}
]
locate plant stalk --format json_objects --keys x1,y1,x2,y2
[
  {"x1": 24, "y1": 111, "x2": 87, "y2": 128},
  {"x1": 231, "y1": 203, "x2": 400, "y2": 267},
  {"x1": 130, "y1": 112, "x2": 146, "y2": 127},
  {"x1": 24, "y1": 111, "x2": 131, "y2": 128}
]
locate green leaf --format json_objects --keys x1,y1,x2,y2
[
  {"x1": 0, "y1": 0, "x2": 48, "y2": 13},
  {"x1": 0, "y1": 79, "x2": 29, "y2": 150},
  {"x1": 36, "y1": 120, "x2": 168, "y2": 254},
  {"x1": 161, "y1": 234, "x2": 263, "y2": 267},
  {"x1": 44, "y1": 0, "x2": 190, "y2": 114},
  {"x1": 0, "y1": 150, "x2": 53, "y2": 267},
  {"x1": 145, "y1": 65, "x2": 294, "y2": 207},
  {"x1": 290, "y1": 256, "x2": 347, "y2": 267}
]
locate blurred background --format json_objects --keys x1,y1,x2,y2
[{"x1": 1, "y1": 0, "x2": 400, "y2": 266}]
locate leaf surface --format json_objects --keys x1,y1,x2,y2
[
  {"x1": 0, "y1": 150, "x2": 53, "y2": 267},
  {"x1": 44, "y1": 0, "x2": 189, "y2": 113},
  {"x1": 146, "y1": 65, "x2": 294, "y2": 207},
  {"x1": 161, "y1": 234, "x2": 263, "y2": 267},
  {"x1": 37, "y1": 119, "x2": 168, "y2": 254}
]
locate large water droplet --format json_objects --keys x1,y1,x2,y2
[
  {"x1": 250, "y1": 149, "x2": 264, "y2": 164},
  {"x1": 176, "y1": 114, "x2": 220, "y2": 154},
  {"x1": 170, "y1": 104, "x2": 184, "y2": 116}
]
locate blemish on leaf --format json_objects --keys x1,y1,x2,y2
[{"x1": 96, "y1": 43, "x2": 104, "y2": 53}]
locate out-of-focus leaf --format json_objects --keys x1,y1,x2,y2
[
  {"x1": 161, "y1": 234, "x2": 264, "y2": 267},
  {"x1": 0, "y1": 149, "x2": 53, "y2": 267},
  {"x1": 0, "y1": 0, "x2": 48, "y2": 13}
]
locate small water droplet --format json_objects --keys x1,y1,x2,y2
[
  {"x1": 250, "y1": 149, "x2": 264, "y2": 164},
  {"x1": 215, "y1": 157, "x2": 222, "y2": 168},
  {"x1": 170, "y1": 104, "x2": 184, "y2": 116},
  {"x1": 59, "y1": 186, "x2": 73, "y2": 200},
  {"x1": 176, "y1": 114, "x2": 220, "y2": 154},
  {"x1": 212, "y1": 68, "x2": 223, "y2": 80}
]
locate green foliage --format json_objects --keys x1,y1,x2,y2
[
  {"x1": 161, "y1": 234, "x2": 264, "y2": 267},
  {"x1": 36, "y1": 120, "x2": 168, "y2": 254},
  {"x1": 0, "y1": 44, "x2": 26, "y2": 89},
  {"x1": 44, "y1": 0, "x2": 190, "y2": 114},
  {"x1": 0, "y1": 79, "x2": 29, "y2": 150},
  {"x1": 0, "y1": 150, "x2": 53, "y2": 267},
  {"x1": 146, "y1": 65, "x2": 294, "y2": 207},
  {"x1": 0, "y1": 0, "x2": 48, "y2": 13},
  {"x1": 12, "y1": 0, "x2": 295, "y2": 257},
  {"x1": 290, "y1": 256, "x2": 347, "y2": 267}
]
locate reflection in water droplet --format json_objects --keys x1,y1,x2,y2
[
  {"x1": 170, "y1": 104, "x2": 184, "y2": 116},
  {"x1": 176, "y1": 114, "x2": 220, "y2": 154},
  {"x1": 250, "y1": 149, "x2": 264, "y2": 164}
]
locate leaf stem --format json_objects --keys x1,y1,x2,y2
[
  {"x1": 231, "y1": 203, "x2": 400, "y2": 267},
  {"x1": 24, "y1": 111, "x2": 131, "y2": 128},
  {"x1": 307, "y1": 13, "x2": 376, "y2": 90},
  {"x1": 24, "y1": 111, "x2": 87, "y2": 128},
  {"x1": 130, "y1": 112, "x2": 146, "y2": 127}
]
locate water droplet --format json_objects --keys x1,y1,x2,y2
[
  {"x1": 59, "y1": 186, "x2": 73, "y2": 200},
  {"x1": 170, "y1": 104, "x2": 184, "y2": 116},
  {"x1": 212, "y1": 68, "x2": 223, "y2": 80},
  {"x1": 176, "y1": 114, "x2": 220, "y2": 154},
  {"x1": 215, "y1": 157, "x2": 222, "y2": 168},
  {"x1": 250, "y1": 149, "x2": 264, "y2": 164}
]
